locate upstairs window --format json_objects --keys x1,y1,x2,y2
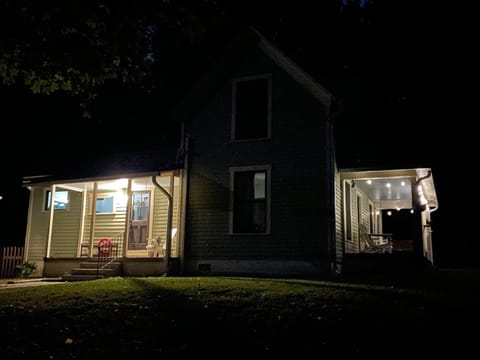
[
  {"x1": 232, "y1": 75, "x2": 271, "y2": 141},
  {"x1": 45, "y1": 190, "x2": 69, "y2": 211}
]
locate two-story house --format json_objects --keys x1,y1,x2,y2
[{"x1": 20, "y1": 29, "x2": 438, "y2": 279}]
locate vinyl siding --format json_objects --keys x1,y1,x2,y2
[
  {"x1": 49, "y1": 189, "x2": 82, "y2": 257},
  {"x1": 26, "y1": 187, "x2": 49, "y2": 261},
  {"x1": 185, "y1": 43, "x2": 332, "y2": 264},
  {"x1": 344, "y1": 183, "x2": 376, "y2": 253},
  {"x1": 152, "y1": 178, "x2": 180, "y2": 256},
  {"x1": 82, "y1": 191, "x2": 127, "y2": 246},
  {"x1": 335, "y1": 171, "x2": 343, "y2": 265}
]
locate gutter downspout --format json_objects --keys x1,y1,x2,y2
[
  {"x1": 152, "y1": 175, "x2": 173, "y2": 276},
  {"x1": 417, "y1": 170, "x2": 439, "y2": 213}
]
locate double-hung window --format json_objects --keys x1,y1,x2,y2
[{"x1": 230, "y1": 166, "x2": 271, "y2": 234}]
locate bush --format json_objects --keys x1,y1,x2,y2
[{"x1": 16, "y1": 260, "x2": 37, "y2": 278}]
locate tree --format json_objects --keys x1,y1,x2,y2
[{"x1": 0, "y1": 1, "x2": 216, "y2": 117}]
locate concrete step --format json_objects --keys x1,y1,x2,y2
[
  {"x1": 62, "y1": 274, "x2": 105, "y2": 282},
  {"x1": 79, "y1": 261, "x2": 121, "y2": 269},
  {"x1": 71, "y1": 268, "x2": 113, "y2": 276}
]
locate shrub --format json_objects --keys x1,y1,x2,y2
[{"x1": 16, "y1": 260, "x2": 37, "y2": 278}]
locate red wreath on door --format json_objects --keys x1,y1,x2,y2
[{"x1": 97, "y1": 237, "x2": 113, "y2": 256}]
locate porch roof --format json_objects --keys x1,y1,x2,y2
[
  {"x1": 22, "y1": 147, "x2": 182, "y2": 186},
  {"x1": 339, "y1": 167, "x2": 438, "y2": 210}
]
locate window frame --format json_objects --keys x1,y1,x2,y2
[
  {"x1": 231, "y1": 74, "x2": 272, "y2": 142},
  {"x1": 88, "y1": 192, "x2": 119, "y2": 215},
  {"x1": 229, "y1": 165, "x2": 271, "y2": 235},
  {"x1": 43, "y1": 188, "x2": 70, "y2": 212}
]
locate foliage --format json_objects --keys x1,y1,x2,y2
[
  {"x1": 15, "y1": 260, "x2": 37, "y2": 278},
  {"x1": 0, "y1": 1, "x2": 218, "y2": 117}
]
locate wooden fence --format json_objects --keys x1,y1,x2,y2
[{"x1": 0, "y1": 246, "x2": 25, "y2": 279}]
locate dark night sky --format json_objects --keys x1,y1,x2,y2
[{"x1": 0, "y1": 1, "x2": 478, "y2": 267}]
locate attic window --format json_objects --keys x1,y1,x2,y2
[{"x1": 232, "y1": 75, "x2": 271, "y2": 141}]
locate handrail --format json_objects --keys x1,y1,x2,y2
[{"x1": 96, "y1": 232, "x2": 123, "y2": 277}]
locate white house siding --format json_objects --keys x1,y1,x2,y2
[
  {"x1": 49, "y1": 189, "x2": 82, "y2": 257},
  {"x1": 26, "y1": 187, "x2": 49, "y2": 261},
  {"x1": 334, "y1": 171, "x2": 343, "y2": 268},
  {"x1": 152, "y1": 180, "x2": 180, "y2": 256},
  {"x1": 82, "y1": 191, "x2": 127, "y2": 246},
  {"x1": 345, "y1": 184, "x2": 375, "y2": 253}
]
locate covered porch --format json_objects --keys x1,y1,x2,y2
[
  {"x1": 339, "y1": 168, "x2": 438, "y2": 264},
  {"x1": 24, "y1": 170, "x2": 186, "y2": 277}
]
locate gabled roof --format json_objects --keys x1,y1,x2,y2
[
  {"x1": 250, "y1": 27, "x2": 332, "y2": 108},
  {"x1": 170, "y1": 27, "x2": 334, "y2": 123}
]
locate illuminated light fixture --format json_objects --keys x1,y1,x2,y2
[
  {"x1": 410, "y1": 209, "x2": 414, "y2": 214},
  {"x1": 116, "y1": 189, "x2": 128, "y2": 205},
  {"x1": 0, "y1": 195, "x2": 3, "y2": 200},
  {"x1": 366, "y1": 180, "x2": 372, "y2": 185},
  {"x1": 375, "y1": 211, "x2": 380, "y2": 216},
  {"x1": 396, "y1": 207, "x2": 401, "y2": 211},
  {"x1": 386, "y1": 183, "x2": 391, "y2": 188},
  {"x1": 401, "y1": 181, "x2": 406, "y2": 186},
  {"x1": 387, "y1": 211, "x2": 392, "y2": 216}
]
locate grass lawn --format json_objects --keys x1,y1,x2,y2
[{"x1": 0, "y1": 274, "x2": 479, "y2": 357}]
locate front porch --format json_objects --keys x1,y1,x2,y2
[
  {"x1": 339, "y1": 167, "x2": 438, "y2": 264},
  {"x1": 24, "y1": 170, "x2": 186, "y2": 278}
]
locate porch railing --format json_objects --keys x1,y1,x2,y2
[{"x1": 96, "y1": 232, "x2": 123, "y2": 277}]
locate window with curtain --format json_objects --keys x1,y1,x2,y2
[{"x1": 233, "y1": 170, "x2": 267, "y2": 233}]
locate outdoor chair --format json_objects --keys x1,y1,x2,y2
[{"x1": 359, "y1": 224, "x2": 393, "y2": 254}]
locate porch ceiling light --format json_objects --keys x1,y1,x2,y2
[
  {"x1": 386, "y1": 183, "x2": 391, "y2": 188},
  {"x1": 387, "y1": 211, "x2": 392, "y2": 216},
  {"x1": 366, "y1": 180, "x2": 372, "y2": 185},
  {"x1": 401, "y1": 181, "x2": 406, "y2": 186}
]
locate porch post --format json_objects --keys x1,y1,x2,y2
[
  {"x1": 123, "y1": 179, "x2": 133, "y2": 257},
  {"x1": 46, "y1": 184, "x2": 56, "y2": 258},
  {"x1": 88, "y1": 181, "x2": 98, "y2": 256},
  {"x1": 76, "y1": 188, "x2": 88, "y2": 257}
]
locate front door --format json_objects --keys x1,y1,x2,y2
[{"x1": 128, "y1": 191, "x2": 150, "y2": 250}]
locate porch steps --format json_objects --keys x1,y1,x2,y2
[{"x1": 62, "y1": 260, "x2": 122, "y2": 282}]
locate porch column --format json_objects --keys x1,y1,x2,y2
[
  {"x1": 123, "y1": 179, "x2": 133, "y2": 257},
  {"x1": 46, "y1": 184, "x2": 56, "y2": 258},
  {"x1": 76, "y1": 187, "x2": 88, "y2": 257},
  {"x1": 88, "y1": 182, "x2": 98, "y2": 256}
]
